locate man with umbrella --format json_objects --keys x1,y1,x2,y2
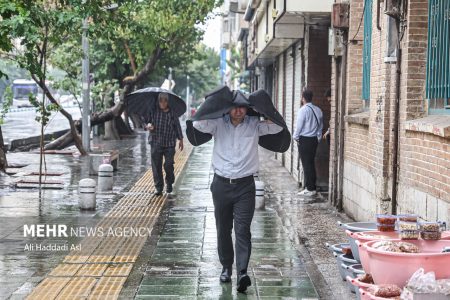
[
  {"x1": 191, "y1": 87, "x2": 284, "y2": 293},
  {"x1": 146, "y1": 92, "x2": 184, "y2": 195},
  {"x1": 126, "y1": 87, "x2": 186, "y2": 195}
]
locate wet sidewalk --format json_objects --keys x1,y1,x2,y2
[
  {"x1": 133, "y1": 143, "x2": 319, "y2": 299},
  {"x1": 0, "y1": 130, "x2": 175, "y2": 299}
]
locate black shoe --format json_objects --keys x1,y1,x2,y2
[
  {"x1": 237, "y1": 273, "x2": 251, "y2": 293},
  {"x1": 219, "y1": 266, "x2": 232, "y2": 283},
  {"x1": 166, "y1": 185, "x2": 173, "y2": 193},
  {"x1": 154, "y1": 190, "x2": 162, "y2": 196}
]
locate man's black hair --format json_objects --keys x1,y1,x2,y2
[
  {"x1": 302, "y1": 89, "x2": 313, "y2": 103},
  {"x1": 324, "y1": 88, "x2": 331, "y2": 98}
]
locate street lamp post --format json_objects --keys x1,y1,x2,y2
[
  {"x1": 186, "y1": 75, "x2": 190, "y2": 119},
  {"x1": 81, "y1": 17, "x2": 90, "y2": 152}
]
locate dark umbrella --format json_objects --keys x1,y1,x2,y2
[
  {"x1": 125, "y1": 87, "x2": 187, "y2": 119},
  {"x1": 186, "y1": 85, "x2": 291, "y2": 153}
]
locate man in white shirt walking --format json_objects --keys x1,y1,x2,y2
[
  {"x1": 193, "y1": 102, "x2": 282, "y2": 293},
  {"x1": 293, "y1": 89, "x2": 324, "y2": 196}
]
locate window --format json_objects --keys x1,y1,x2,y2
[
  {"x1": 426, "y1": 0, "x2": 450, "y2": 115},
  {"x1": 362, "y1": 0, "x2": 373, "y2": 101}
]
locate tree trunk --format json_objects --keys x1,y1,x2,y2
[
  {"x1": 44, "y1": 131, "x2": 74, "y2": 150},
  {"x1": 123, "y1": 110, "x2": 134, "y2": 132},
  {"x1": 130, "y1": 113, "x2": 143, "y2": 130},
  {"x1": 115, "y1": 116, "x2": 134, "y2": 136},
  {"x1": 0, "y1": 127, "x2": 7, "y2": 172},
  {"x1": 104, "y1": 119, "x2": 120, "y2": 140},
  {"x1": 31, "y1": 74, "x2": 87, "y2": 155},
  {"x1": 43, "y1": 47, "x2": 164, "y2": 150}
]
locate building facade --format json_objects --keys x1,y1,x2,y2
[
  {"x1": 226, "y1": 0, "x2": 449, "y2": 224},
  {"x1": 220, "y1": 0, "x2": 249, "y2": 89},
  {"x1": 240, "y1": 0, "x2": 333, "y2": 187},
  {"x1": 329, "y1": 0, "x2": 450, "y2": 223}
]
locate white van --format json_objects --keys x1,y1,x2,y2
[{"x1": 12, "y1": 79, "x2": 38, "y2": 108}]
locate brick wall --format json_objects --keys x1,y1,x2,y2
[
  {"x1": 396, "y1": 0, "x2": 449, "y2": 222},
  {"x1": 332, "y1": 0, "x2": 450, "y2": 222}
]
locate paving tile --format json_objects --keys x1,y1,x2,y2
[
  {"x1": 257, "y1": 285, "x2": 318, "y2": 298},
  {"x1": 137, "y1": 285, "x2": 197, "y2": 296},
  {"x1": 198, "y1": 283, "x2": 258, "y2": 300},
  {"x1": 103, "y1": 263, "x2": 133, "y2": 277},
  {"x1": 140, "y1": 276, "x2": 198, "y2": 286}
]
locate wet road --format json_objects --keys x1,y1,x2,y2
[{"x1": 2, "y1": 105, "x2": 81, "y2": 145}]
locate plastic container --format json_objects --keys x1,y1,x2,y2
[
  {"x1": 344, "y1": 264, "x2": 365, "y2": 294},
  {"x1": 397, "y1": 214, "x2": 419, "y2": 222},
  {"x1": 376, "y1": 223, "x2": 396, "y2": 232},
  {"x1": 343, "y1": 264, "x2": 356, "y2": 293},
  {"x1": 335, "y1": 252, "x2": 357, "y2": 281},
  {"x1": 351, "y1": 231, "x2": 401, "y2": 273},
  {"x1": 376, "y1": 214, "x2": 397, "y2": 225},
  {"x1": 325, "y1": 242, "x2": 350, "y2": 254},
  {"x1": 350, "y1": 264, "x2": 365, "y2": 278},
  {"x1": 400, "y1": 230, "x2": 419, "y2": 240},
  {"x1": 364, "y1": 239, "x2": 450, "y2": 288},
  {"x1": 333, "y1": 253, "x2": 347, "y2": 281},
  {"x1": 339, "y1": 221, "x2": 378, "y2": 232},
  {"x1": 346, "y1": 264, "x2": 365, "y2": 299},
  {"x1": 398, "y1": 221, "x2": 418, "y2": 231},
  {"x1": 419, "y1": 221, "x2": 443, "y2": 232},
  {"x1": 421, "y1": 231, "x2": 441, "y2": 240},
  {"x1": 347, "y1": 277, "x2": 373, "y2": 300},
  {"x1": 341, "y1": 222, "x2": 378, "y2": 262},
  {"x1": 339, "y1": 253, "x2": 358, "y2": 265}
]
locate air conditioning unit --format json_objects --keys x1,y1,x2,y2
[
  {"x1": 332, "y1": 3, "x2": 349, "y2": 29},
  {"x1": 385, "y1": 0, "x2": 401, "y2": 18}
]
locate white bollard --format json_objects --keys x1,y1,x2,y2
[
  {"x1": 98, "y1": 163, "x2": 114, "y2": 192},
  {"x1": 79, "y1": 178, "x2": 97, "y2": 210},
  {"x1": 255, "y1": 180, "x2": 265, "y2": 210}
]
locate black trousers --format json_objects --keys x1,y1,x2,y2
[
  {"x1": 150, "y1": 143, "x2": 175, "y2": 192},
  {"x1": 298, "y1": 136, "x2": 319, "y2": 191},
  {"x1": 210, "y1": 175, "x2": 255, "y2": 274}
]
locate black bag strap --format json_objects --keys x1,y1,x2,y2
[{"x1": 306, "y1": 105, "x2": 319, "y2": 127}]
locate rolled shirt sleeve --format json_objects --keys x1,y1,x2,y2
[
  {"x1": 257, "y1": 121, "x2": 283, "y2": 136},
  {"x1": 193, "y1": 119, "x2": 218, "y2": 135}
]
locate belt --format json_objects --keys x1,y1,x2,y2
[{"x1": 214, "y1": 174, "x2": 254, "y2": 185}]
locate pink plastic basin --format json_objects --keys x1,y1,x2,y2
[
  {"x1": 349, "y1": 231, "x2": 401, "y2": 273},
  {"x1": 364, "y1": 239, "x2": 450, "y2": 288},
  {"x1": 352, "y1": 230, "x2": 450, "y2": 274}
]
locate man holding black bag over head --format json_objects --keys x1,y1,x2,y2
[{"x1": 191, "y1": 88, "x2": 284, "y2": 293}]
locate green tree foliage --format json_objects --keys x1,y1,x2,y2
[
  {"x1": 0, "y1": 0, "x2": 118, "y2": 154},
  {"x1": 0, "y1": 0, "x2": 220, "y2": 151},
  {"x1": 172, "y1": 44, "x2": 220, "y2": 106}
]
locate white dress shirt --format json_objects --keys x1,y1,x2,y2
[
  {"x1": 193, "y1": 115, "x2": 283, "y2": 179},
  {"x1": 293, "y1": 103, "x2": 323, "y2": 141}
]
